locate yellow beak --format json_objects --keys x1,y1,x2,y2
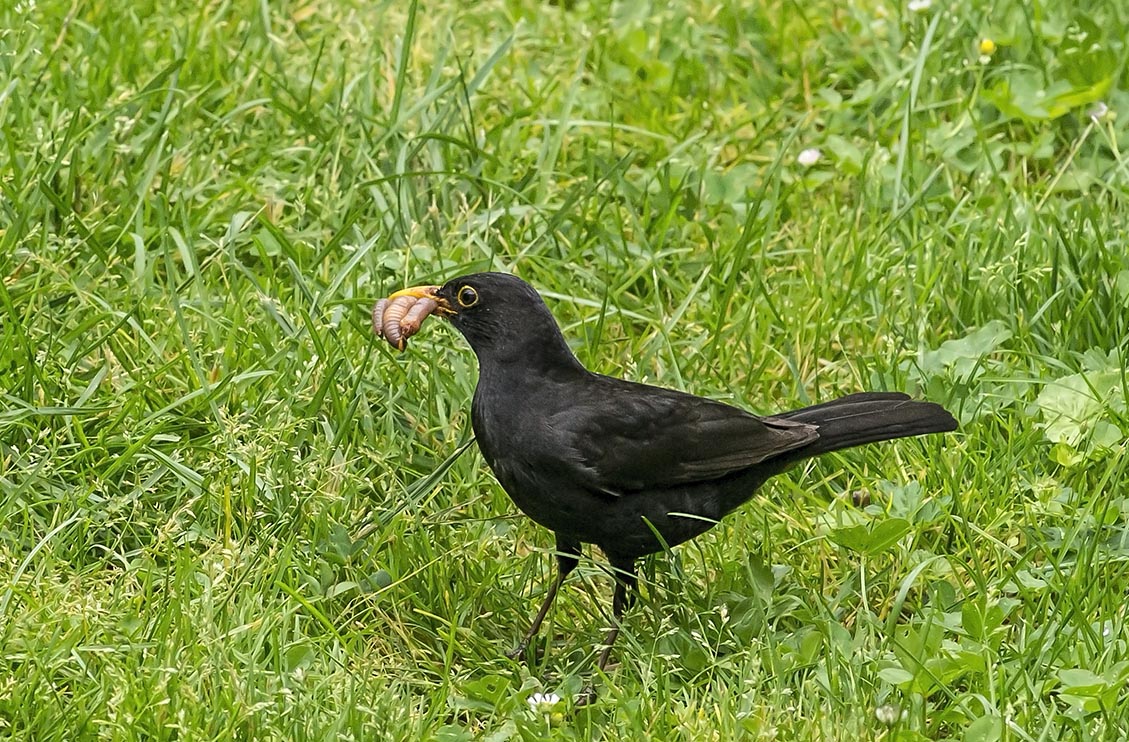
[
  {"x1": 389, "y1": 284, "x2": 456, "y2": 316},
  {"x1": 389, "y1": 285, "x2": 440, "y2": 301}
]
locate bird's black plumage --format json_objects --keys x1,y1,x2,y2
[{"x1": 409, "y1": 272, "x2": 957, "y2": 687}]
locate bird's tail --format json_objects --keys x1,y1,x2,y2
[{"x1": 771, "y1": 392, "x2": 957, "y2": 459}]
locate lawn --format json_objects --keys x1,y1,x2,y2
[{"x1": 2, "y1": 0, "x2": 1128, "y2": 739}]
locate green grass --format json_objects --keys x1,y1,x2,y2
[{"x1": 2, "y1": 0, "x2": 1128, "y2": 739}]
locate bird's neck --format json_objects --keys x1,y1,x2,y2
[
  {"x1": 480, "y1": 342, "x2": 585, "y2": 382},
  {"x1": 473, "y1": 321, "x2": 587, "y2": 389}
]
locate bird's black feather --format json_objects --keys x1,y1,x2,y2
[{"x1": 418, "y1": 272, "x2": 957, "y2": 682}]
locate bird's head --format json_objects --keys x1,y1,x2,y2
[{"x1": 389, "y1": 272, "x2": 581, "y2": 371}]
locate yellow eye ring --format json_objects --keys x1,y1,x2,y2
[{"x1": 457, "y1": 286, "x2": 479, "y2": 307}]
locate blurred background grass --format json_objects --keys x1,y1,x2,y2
[{"x1": 2, "y1": 0, "x2": 1128, "y2": 739}]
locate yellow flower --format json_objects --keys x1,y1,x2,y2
[{"x1": 979, "y1": 38, "x2": 997, "y2": 55}]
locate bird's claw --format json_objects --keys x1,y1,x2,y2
[
  {"x1": 504, "y1": 643, "x2": 527, "y2": 660},
  {"x1": 575, "y1": 685, "x2": 598, "y2": 707}
]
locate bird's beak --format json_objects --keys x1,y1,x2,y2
[{"x1": 389, "y1": 285, "x2": 456, "y2": 316}]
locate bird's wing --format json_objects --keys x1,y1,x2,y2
[{"x1": 550, "y1": 378, "x2": 819, "y2": 494}]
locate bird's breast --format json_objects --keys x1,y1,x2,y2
[{"x1": 471, "y1": 387, "x2": 610, "y2": 539}]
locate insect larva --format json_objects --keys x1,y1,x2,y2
[
  {"x1": 381, "y1": 295, "x2": 417, "y2": 350},
  {"x1": 372, "y1": 298, "x2": 389, "y2": 339},
  {"x1": 373, "y1": 293, "x2": 440, "y2": 351},
  {"x1": 399, "y1": 297, "x2": 438, "y2": 337}
]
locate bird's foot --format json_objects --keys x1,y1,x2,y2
[
  {"x1": 506, "y1": 636, "x2": 545, "y2": 660},
  {"x1": 575, "y1": 684, "x2": 598, "y2": 707}
]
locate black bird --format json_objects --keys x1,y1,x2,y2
[{"x1": 389, "y1": 273, "x2": 957, "y2": 681}]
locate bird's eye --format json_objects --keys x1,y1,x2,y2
[{"x1": 457, "y1": 286, "x2": 479, "y2": 307}]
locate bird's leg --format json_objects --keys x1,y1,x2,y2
[
  {"x1": 506, "y1": 537, "x2": 580, "y2": 659},
  {"x1": 595, "y1": 560, "x2": 637, "y2": 672},
  {"x1": 578, "y1": 558, "x2": 637, "y2": 706}
]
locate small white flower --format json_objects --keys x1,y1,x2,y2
[
  {"x1": 875, "y1": 703, "x2": 903, "y2": 726},
  {"x1": 528, "y1": 692, "x2": 562, "y2": 710},
  {"x1": 907, "y1": 0, "x2": 931, "y2": 12},
  {"x1": 797, "y1": 148, "x2": 822, "y2": 167},
  {"x1": 1088, "y1": 102, "x2": 1109, "y2": 123}
]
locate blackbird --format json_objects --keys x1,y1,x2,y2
[{"x1": 389, "y1": 273, "x2": 957, "y2": 680}]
